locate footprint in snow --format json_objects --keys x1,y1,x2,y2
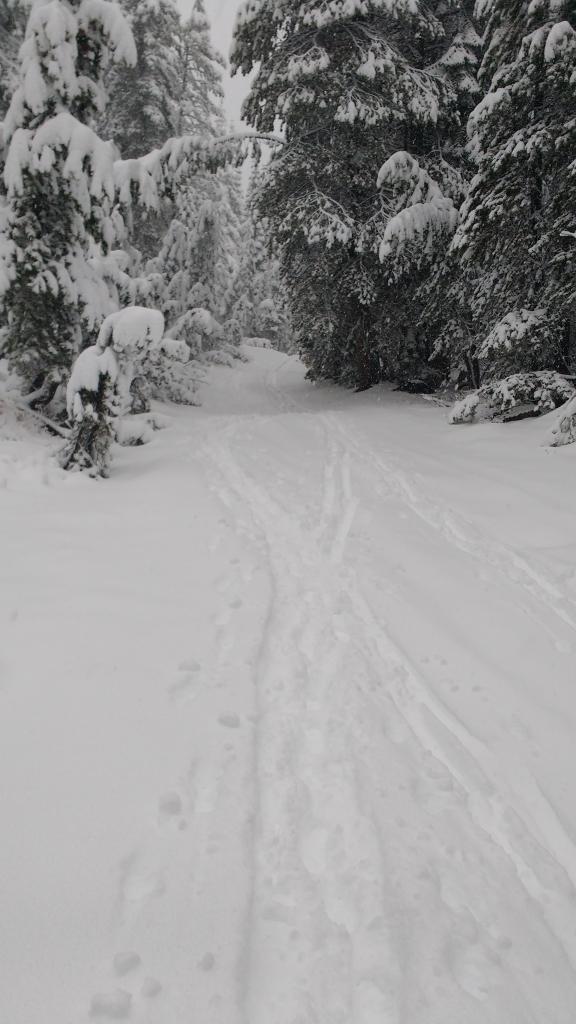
[
  {"x1": 158, "y1": 790, "x2": 188, "y2": 830},
  {"x1": 113, "y1": 952, "x2": 141, "y2": 977},
  {"x1": 218, "y1": 713, "x2": 241, "y2": 729},
  {"x1": 179, "y1": 658, "x2": 201, "y2": 672},
  {"x1": 141, "y1": 977, "x2": 163, "y2": 998},
  {"x1": 123, "y1": 868, "x2": 165, "y2": 903},
  {"x1": 118, "y1": 851, "x2": 165, "y2": 908},
  {"x1": 168, "y1": 659, "x2": 201, "y2": 700},
  {"x1": 89, "y1": 990, "x2": 132, "y2": 1020},
  {"x1": 90, "y1": 954, "x2": 163, "y2": 1021}
]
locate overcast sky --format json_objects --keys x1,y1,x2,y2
[{"x1": 176, "y1": 0, "x2": 252, "y2": 126}]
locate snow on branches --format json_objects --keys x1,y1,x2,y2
[
  {"x1": 61, "y1": 305, "x2": 189, "y2": 475},
  {"x1": 0, "y1": 0, "x2": 281, "y2": 385},
  {"x1": 0, "y1": 0, "x2": 138, "y2": 382},
  {"x1": 449, "y1": 371, "x2": 575, "y2": 425},
  {"x1": 377, "y1": 152, "x2": 458, "y2": 279}
]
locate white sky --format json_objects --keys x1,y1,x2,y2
[{"x1": 176, "y1": 0, "x2": 252, "y2": 126}]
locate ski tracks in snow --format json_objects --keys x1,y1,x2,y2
[
  {"x1": 321, "y1": 411, "x2": 576, "y2": 653},
  {"x1": 80, "y1": 354, "x2": 576, "y2": 1023},
  {"x1": 203, "y1": 423, "x2": 404, "y2": 1023},
  {"x1": 199, "y1": 390, "x2": 576, "y2": 1023}
]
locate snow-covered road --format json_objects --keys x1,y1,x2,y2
[{"x1": 2, "y1": 347, "x2": 576, "y2": 1023}]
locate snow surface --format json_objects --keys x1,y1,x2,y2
[{"x1": 2, "y1": 347, "x2": 576, "y2": 1023}]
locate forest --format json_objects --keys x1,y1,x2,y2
[
  {"x1": 3, "y1": 5, "x2": 576, "y2": 1022},
  {"x1": 1, "y1": 0, "x2": 576, "y2": 473}
]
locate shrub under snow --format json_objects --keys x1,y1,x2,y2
[
  {"x1": 545, "y1": 394, "x2": 576, "y2": 448},
  {"x1": 449, "y1": 372, "x2": 575, "y2": 425},
  {"x1": 61, "y1": 306, "x2": 190, "y2": 476}
]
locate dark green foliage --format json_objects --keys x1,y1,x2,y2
[
  {"x1": 2, "y1": 172, "x2": 83, "y2": 382},
  {"x1": 104, "y1": 0, "x2": 180, "y2": 158},
  {"x1": 232, "y1": 0, "x2": 479, "y2": 387},
  {"x1": 59, "y1": 370, "x2": 118, "y2": 477},
  {"x1": 0, "y1": 0, "x2": 25, "y2": 120},
  {"x1": 454, "y1": 0, "x2": 576, "y2": 379},
  {"x1": 0, "y1": 0, "x2": 136, "y2": 387}
]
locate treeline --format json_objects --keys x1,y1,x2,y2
[
  {"x1": 0, "y1": 0, "x2": 289, "y2": 401},
  {"x1": 232, "y1": 0, "x2": 576, "y2": 393}
]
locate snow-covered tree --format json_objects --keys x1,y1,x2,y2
[
  {"x1": 156, "y1": 0, "x2": 232, "y2": 316},
  {"x1": 0, "y1": 0, "x2": 137, "y2": 386},
  {"x1": 231, "y1": 201, "x2": 291, "y2": 348},
  {"x1": 101, "y1": 0, "x2": 182, "y2": 263},
  {"x1": 174, "y1": 0, "x2": 225, "y2": 137},
  {"x1": 0, "y1": 0, "x2": 26, "y2": 120},
  {"x1": 453, "y1": 0, "x2": 576, "y2": 379},
  {"x1": 60, "y1": 339, "x2": 120, "y2": 476},
  {"x1": 105, "y1": 0, "x2": 180, "y2": 158},
  {"x1": 61, "y1": 305, "x2": 188, "y2": 474},
  {"x1": 152, "y1": 167, "x2": 240, "y2": 329},
  {"x1": 232, "y1": 0, "x2": 478, "y2": 387}
]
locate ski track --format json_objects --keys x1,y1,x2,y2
[
  {"x1": 267, "y1": 358, "x2": 576, "y2": 645},
  {"x1": 196, "y1": 365, "x2": 576, "y2": 1022},
  {"x1": 5, "y1": 350, "x2": 576, "y2": 1024},
  {"x1": 321, "y1": 411, "x2": 576, "y2": 651}
]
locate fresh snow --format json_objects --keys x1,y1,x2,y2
[{"x1": 2, "y1": 347, "x2": 576, "y2": 1023}]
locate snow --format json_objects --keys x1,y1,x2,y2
[
  {"x1": 543, "y1": 21, "x2": 575, "y2": 63},
  {"x1": 547, "y1": 393, "x2": 576, "y2": 447},
  {"x1": 97, "y1": 307, "x2": 165, "y2": 355},
  {"x1": 4, "y1": 114, "x2": 118, "y2": 206},
  {"x1": 66, "y1": 344, "x2": 119, "y2": 414},
  {"x1": 377, "y1": 152, "x2": 458, "y2": 264},
  {"x1": 2, "y1": 347, "x2": 576, "y2": 1023}
]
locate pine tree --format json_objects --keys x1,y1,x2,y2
[
  {"x1": 453, "y1": 0, "x2": 576, "y2": 379},
  {"x1": 0, "y1": 0, "x2": 25, "y2": 120},
  {"x1": 105, "y1": 0, "x2": 180, "y2": 158},
  {"x1": 147, "y1": 0, "x2": 240, "y2": 353},
  {"x1": 102, "y1": 0, "x2": 182, "y2": 265},
  {"x1": 232, "y1": 0, "x2": 478, "y2": 387},
  {"x1": 231, "y1": 200, "x2": 291, "y2": 348},
  {"x1": 174, "y1": 0, "x2": 225, "y2": 137},
  {"x1": 0, "y1": 0, "x2": 136, "y2": 385},
  {"x1": 156, "y1": 167, "x2": 243, "y2": 329}
]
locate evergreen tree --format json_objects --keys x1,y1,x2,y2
[
  {"x1": 155, "y1": 167, "x2": 243, "y2": 329},
  {"x1": 102, "y1": 0, "x2": 182, "y2": 264},
  {"x1": 0, "y1": 0, "x2": 136, "y2": 385},
  {"x1": 105, "y1": 0, "x2": 180, "y2": 159},
  {"x1": 0, "y1": 0, "x2": 26, "y2": 121},
  {"x1": 146, "y1": 0, "x2": 240, "y2": 351},
  {"x1": 453, "y1": 0, "x2": 576, "y2": 379},
  {"x1": 231, "y1": 200, "x2": 291, "y2": 348},
  {"x1": 174, "y1": 0, "x2": 225, "y2": 137},
  {"x1": 232, "y1": 0, "x2": 478, "y2": 387}
]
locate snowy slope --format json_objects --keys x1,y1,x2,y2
[{"x1": 1, "y1": 347, "x2": 576, "y2": 1024}]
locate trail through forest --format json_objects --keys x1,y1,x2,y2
[{"x1": 2, "y1": 347, "x2": 576, "y2": 1024}]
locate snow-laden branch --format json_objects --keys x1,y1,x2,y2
[
  {"x1": 113, "y1": 130, "x2": 284, "y2": 209},
  {"x1": 376, "y1": 151, "x2": 457, "y2": 272}
]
